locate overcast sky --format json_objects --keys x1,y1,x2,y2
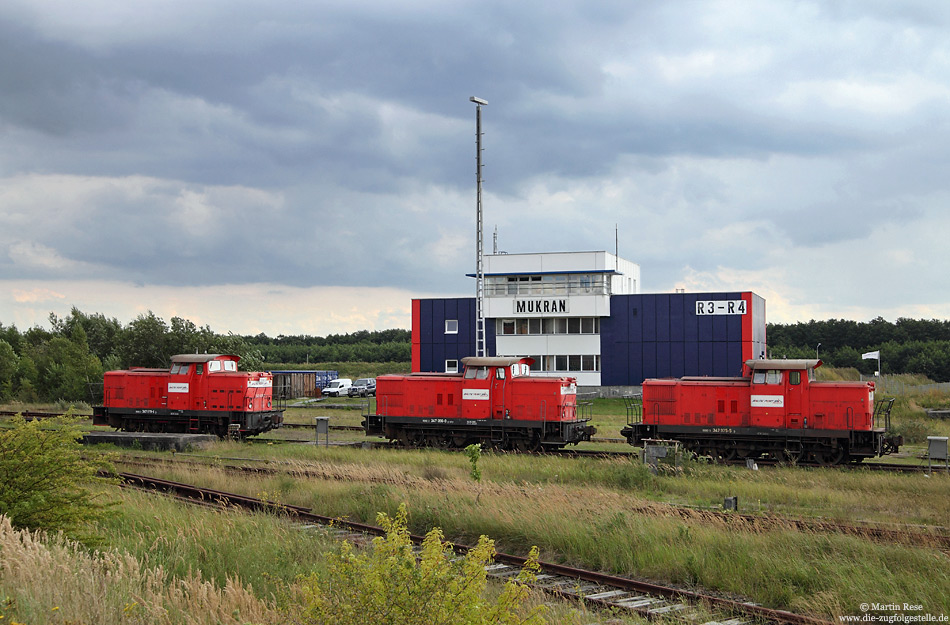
[{"x1": 2, "y1": 0, "x2": 949, "y2": 337}]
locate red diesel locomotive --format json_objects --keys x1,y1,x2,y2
[
  {"x1": 363, "y1": 356, "x2": 595, "y2": 451},
  {"x1": 621, "y1": 359, "x2": 902, "y2": 465},
  {"x1": 93, "y1": 354, "x2": 284, "y2": 436}
]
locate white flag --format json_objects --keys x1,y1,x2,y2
[{"x1": 862, "y1": 350, "x2": 880, "y2": 360}]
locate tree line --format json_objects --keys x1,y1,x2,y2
[
  {"x1": 0, "y1": 307, "x2": 411, "y2": 403},
  {"x1": 767, "y1": 317, "x2": 950, "y2": 382},
  {"x1": 3, "y1": 309, "x2": 950, "y2": 403}
]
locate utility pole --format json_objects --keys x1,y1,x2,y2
[{"x1": 470, "y1": 96, "x2": 488, "y2": 357}]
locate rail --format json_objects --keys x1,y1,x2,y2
[{"x1": 111, "y1": 470, "x2": 835, "y2": 625}]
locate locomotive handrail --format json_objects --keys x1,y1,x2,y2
[{"x1": 622, "y1": 394, "x2": 643, "y2": 425}]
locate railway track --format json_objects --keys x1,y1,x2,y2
[
  {"x1": 5, "y1": 410, "x2": 941, "y2": 472},
  {"x1": 112, "y1": 454, "x2": 950, "y2": 551},
  {"x1": 110, "y1": 470, "x2": 833, "y2": 625}
]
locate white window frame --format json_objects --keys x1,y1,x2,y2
[
  {"x1": 445, "y1": 319, "x2": 459, "y2": 334},
  {"x1": 445, "y1": 359, "x2": 459, "y2": 373}
]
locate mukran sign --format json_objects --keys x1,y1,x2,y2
[{"x1": 514, "y1": 299, "x2": 569, "y2": 314}]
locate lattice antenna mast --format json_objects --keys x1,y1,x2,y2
[{"x1": 470, "y1": 96, "x2": 488, "y2": 357}]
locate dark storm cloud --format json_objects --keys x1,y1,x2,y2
[{"x1": 3, "y1": 0, "x2": 950, "y2": 310}]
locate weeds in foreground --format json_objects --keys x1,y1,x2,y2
[{"x1": 0, "y1": 515, "x2": 286, "y2": 625}]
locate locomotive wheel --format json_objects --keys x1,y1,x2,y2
[
  {"x1": 513, "y1": 434, "x2": 542, "y2": 453},
  {"x1": 815, "y1": 446, "x2": 846, "y2": 466},
  {"x1": 428, "y1": 434, "x2": 453, "y2": 449}
]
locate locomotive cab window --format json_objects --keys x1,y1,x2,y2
[
  {"x1": 171, "y1": 364, "x2": 190, "y2": 375},
  {"x1": 752, "y1": 369, "x2": 782, "y2": 384},
  {"x1": 223, "y1": 361, "x2": 237, "y2": 372},
  {"x1": 496, "y1": 367, "x2": 506, "y2": 379},
  {"x1": 475, "y1": 367, "x2": 489, "y2": 380},
  {"x1": 789, "y1": 371, "x2": 801, "y2": 385},
  {"x1": 208, "y1": 361, "x2": 222, "y2": 373}
]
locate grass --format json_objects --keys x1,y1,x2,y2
[
  {"x1": 4, "y1": 378, "x2": 950, "y2": 621},
  {"x1": 0, "y1": 502, "x2": 291, "y2": 624},
  {"x1": 99, "y1": 442, "x2": 950, "y2": 619},
  {"x1": 0, "y1": 487, "x2": 648, "y2": 625}
]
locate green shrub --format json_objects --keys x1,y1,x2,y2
[
  {"x1": 299, "y1": 504, "x2": 546, "y2": 625},
  {"x1": 0, "y1": 415, "x2": 113, "y2": 543}
]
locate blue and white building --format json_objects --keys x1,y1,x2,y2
[{"x1": 411, "y1": 251, "x2": 767, "y2": 387}]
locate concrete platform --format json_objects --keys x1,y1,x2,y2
[{"x1": 82, "y1": 431, "x2": 218, "y2": 451}]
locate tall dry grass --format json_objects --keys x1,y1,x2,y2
[
  {"x1": 116, "y1": 455, "x2": 950, "y2": 619},
  {"x1": 0, "y1": 515, "x2": 291, "y2": 625}
]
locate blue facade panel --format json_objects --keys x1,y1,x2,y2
[
  {"x1": 684, "y1": 340, "x2": 699, "y2": 375},
  {"x1": 642, "y1": 342, "x2": 657, "y2": 378},
  {"x1": 655, "y1": 294, "x2": 671, "y2": 342},
  {"x1": 420, "y1": 300, "x2": 433, "y2": 344},
  {"x1": 712, "y1": 314, "x2": 728, "y2": 342},
  {"x1": 628, "y1": 342, "x2": 643, "y2": 386},
  {"x1": 713, "y1": 342, "x2": 730, "y2": 376},
  {"x1": 629, "y1": 301, "x2": 642, "y2": 342},
  {"x1": 670, "y1": 342, "x2": 685, "y2": 378},
  {"x1": 418, "y1": 291, "x2": 765, "y2": 384},
  {"x1": 698, "y1": 342, "x2": 714, "y2": 376},
  {"x1": 655, "y1": 341, "x2": 671, "y2": 378},
  {"x1": 642, "y1": 296, "x2": 657, "y2": 342},
  {"x1": 418, "y1": 298, "x2": 478, "y2": 373},
  {"x1": 431, "y1": 343, "x2": 445, "y2": 371},
  {"x1": 727, "y1": 342, "x2": 743, "y2": 376},
  {"x1": 684, "y1": 294, "x2": 699, "y2": 343},
  {"x1": 670, "y1": 296, "x2": 685, "y2": 342}
]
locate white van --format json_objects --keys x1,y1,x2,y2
[{"x1": 322, "y1": 378, "x2": 352, "y2": 397}]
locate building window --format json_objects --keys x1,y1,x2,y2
[
  {"x1": 445, "y1": 359, "x2": 459, "y2": 373},
  {"x1": 496, "y1": 317, "x2": 601, "y2": 336},
  {"x1": 445, "y1": 319, "x2": 458, "y2": 334}
]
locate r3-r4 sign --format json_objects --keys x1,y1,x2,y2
[{"x1": 696, "y1": 300, "x2": 747, "y2": 315}]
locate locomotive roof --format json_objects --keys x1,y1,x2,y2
[
  {"x1": 461, "y1": 356, "x2": 536, "y2": 367},
  {"x1": 171, "y1": 354, "x2": 240, "y2": 363},
  {"x1": 744, "y1": 358, "x2": 822, "y2": 370}
]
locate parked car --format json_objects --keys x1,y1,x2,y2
[
  {"x1": 322, "y1": 378, "x2": 352, "y2": 397},
  {"x1": 348, "y1": 378, "x2": 377, "y2": 397}
]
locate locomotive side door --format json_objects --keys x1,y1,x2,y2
[
  {"x1": 461, "y1": 366, "x2": 492, "y2": 420},
  {"x1": 167, "y1": 363, "x2": 190, "y2": 411},
  {"x1": 492, "y1": 367, "x2": 507, "y2": 419},
  {"x1": 750, "y1": 368, "x2": 785, "y2": 428},
  {"x1": 784, "y1": 369, "x2": 806, "y2": 429}
]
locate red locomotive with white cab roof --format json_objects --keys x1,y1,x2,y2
[
  {"x1": 363, "y1": 356, "x2": 595, "y2": 451},
  {"x1": 621, "y1": 358, "x2": 901, "y2": 465},
  {"x1": 93, "y1": 354, "x2": 283, "y2": 437}
]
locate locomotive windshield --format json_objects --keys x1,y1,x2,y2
[
  {"x1": 752, "y1": 370, "x2": 783, "y2": 384},
  {"x1": 170, "y1": 363, "x2": 190, "y2": 375},
  {"x1": 207, "y1": 360, "x2": 238, "y2": 373},
  {"x1": 463, "y1": 366, "x2": 490, "y2": 379}
]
